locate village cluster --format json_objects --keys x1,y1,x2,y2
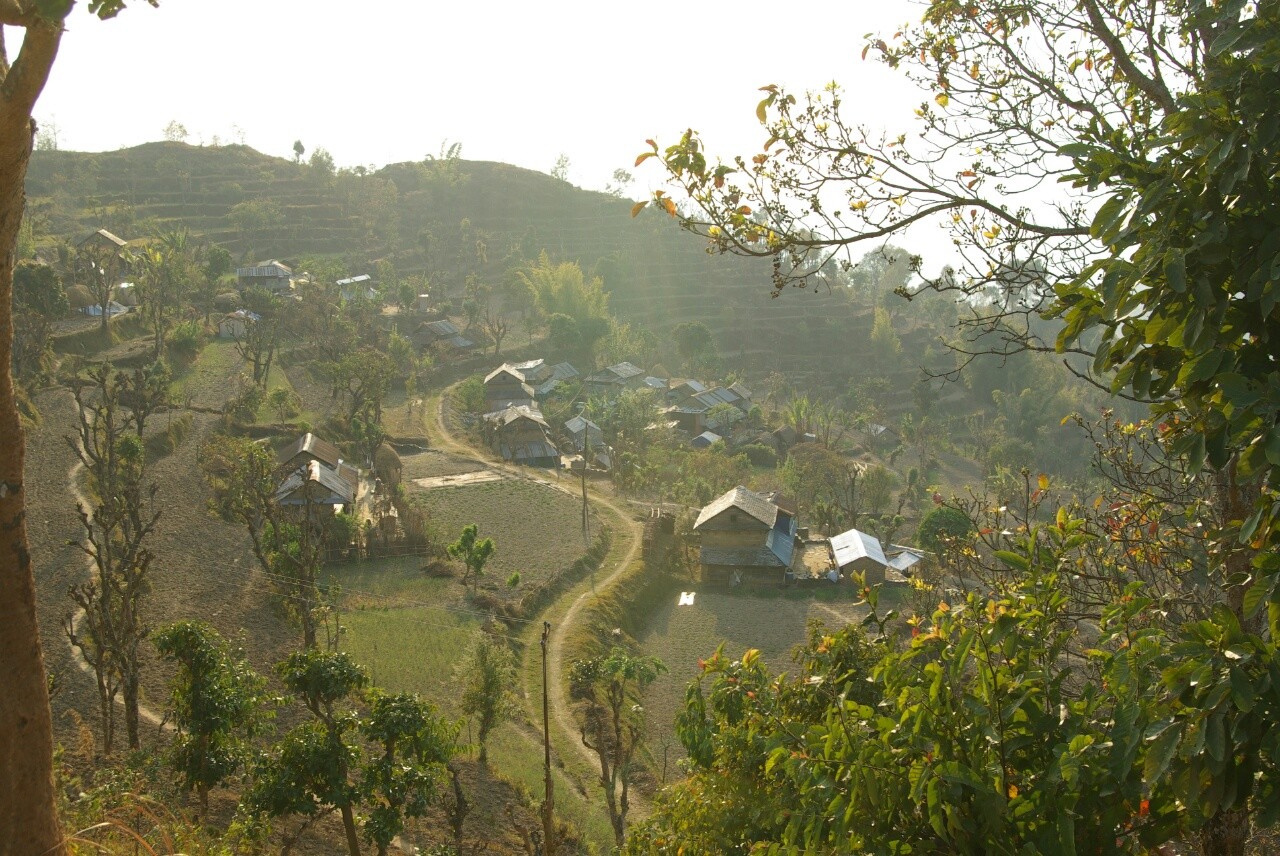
[{"x1": 476, "y1": 355, "x2": 921, "y2": 590}]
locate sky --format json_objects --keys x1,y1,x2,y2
[{"x1": 27, "y1": 0, "x2": 952, "y2": 260}]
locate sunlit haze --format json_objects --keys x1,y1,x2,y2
[{"x1": 34, "y1": 2, "x2": 920, "y2": 188}]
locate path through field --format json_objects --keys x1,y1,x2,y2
[{"x1": 431, "y1": 389, "x2": 649, "y2": 802}]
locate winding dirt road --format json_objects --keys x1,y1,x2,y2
[{"x1": 430, "y1": 391, "x2": 646, "y2": 786}]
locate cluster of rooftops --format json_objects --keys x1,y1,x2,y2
[
  {"x1": 693, "y1": 485, "x2": 924, "y2": 587},
  {"x1": 477, "y1": 357, "x2": 758, "y2": 467}
]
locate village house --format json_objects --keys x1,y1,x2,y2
[
  {"x1": 690, "y1": 430, "x2": 723, "y2": 449},
  {"x1": 693, "y1": 486, "x2": 798, "y2": 586},
  {"x1": 409, "y1": 318, "x2": 475, "y2": 353},
  {"x1": 824, "y1": 527, "x2": 927, "y2": 585},
  {"x1": 482, "y1": 404, "x2": 560, "y2": 467},
  {"x1": 236, "y1": 260, "x2": 294, "y2": 295},
  {"x1": 82, "y1": 300, "x2": 128, "y2": 318},
  {"x1": 274, "y1": 433, "x2": 361, "y2": 512},
  {"x1": 337, "y1": 274, "x2": 377, "y2": 302},
  {"x1": 217, "y1": 309, "x2": 261, "y2": 339},
  {"x1": 484, "y1": 358, "x2": 580, "y2": 405},
  {"x1": 564, "y1": 414, "x2": 604, "y2": 451},
  {"x1": 274, "y1": 460, "x2": 358, "y2": 509},
  {"x1": 484, "y1": 365, "x2": 538, "y2": 409},
  {"x1": 278, "y1": 432, "x2": 360, "y2": 485},
  {"x1": 583, "y1": 361, "x2": 646, "y2": 398}
]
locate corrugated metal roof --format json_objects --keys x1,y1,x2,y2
[
  {"x1": 565, "y1": 415, "x2": 601, "y2": 435},
  {"x1": 335, "y1": 274, "x2": 372, "y2": 286},
  {"x1": 424, "y1": 319, "x2": 460, "y2": 336},
  {"x1": 484, "y1": 365, "x2": 524, "y2": 385},
  {"x1": 547, "y1": 362, "x2": 579, "y2": 381},
  {"x1": 484, "y1": 404, "x2": 549, "y2": 429},
  {"x1": 691, "y1": 431, "x2": 722, "y2": 448},
  {"x1": 766, "y1": 527, "x2": 795, "y2": 567},
  {"x1": 694, "y1": 485, "x2": 780, "y2": 530},
  {"x1": 887, "y1": 546, "x2": 926, "y2": 572},
  {"x1": 830, "y1": 528, "x2": 888, "y2": 569},
  {"x1": 274, "y1": 460, "x2": 356, "y2": 506},
  {"x1": 501, "y1": 440, "x2": 560, "y2": 463},
  {"x1": 92, "y1": 228, "x2": 128, "y2": 247},
  {"x1": 279, "y1": 433, "x2": 343, "y2": 469}
]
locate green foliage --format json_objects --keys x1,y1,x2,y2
[
  {"x1": 451, "y1": 375, "x2": 487, "y2": 415},
  {"x1": 456, "y1": 633, "x2": 517, "y2": 762},
  {"x1": 446, "y1": 523, "x2": 495, "y2": 593},
  {"x1": 670, "y1": 320, "x2": 714, "y2": 370},
  {"x1": 359, "y1": 690, "x2": 457, "y2": 853},
  {"x1": 245, "y1": 651, "x2": 456, "y2": 856},
  {"x1": 916, "y1": 504, "x2": 975, "y2": 554},
  {"x1": 632, "y1": 516, "x2": 1185, "y2": 854},
  {"x1": 737, "y1": 442, "x2": 777, "y2": 469},
  {"x1": 153, "y1": 622, "x2": 270, "y2": 809},
  {"x1": 166, "y1": 318, "x2": 205, "y2": 360}
]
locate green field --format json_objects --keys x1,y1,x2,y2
[
  {"x1": 638, "y1": 587, "x2": 885, "y2": 766},
  {"x1": 414, "y1": 477, "x2": 598, "y2": 599}
]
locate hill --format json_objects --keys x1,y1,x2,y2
[{"x1": 25, "y1": 142, "x2": 925, "y2": 393}]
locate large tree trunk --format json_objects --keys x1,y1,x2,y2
[
  {"x1": 1199, "y1": 805, "x2": 1250, "y2": 856},
  {"x1": 0, "y1": 15, "x2": 67, "y2": 852}
]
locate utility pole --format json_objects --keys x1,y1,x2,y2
[{"x1": 540, "y1": 621, "x2": 558, "y2": 855}]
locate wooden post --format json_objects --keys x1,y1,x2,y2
[{"x1": 540, "y1": 621, "x2": 558, "y2": 854}]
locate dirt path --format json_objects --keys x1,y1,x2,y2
[{"x1": 432, "y1": 387, "x2": 648, "y2": 796}]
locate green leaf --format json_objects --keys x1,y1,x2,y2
[
  {"x1": 993, "y1": 550, "x2": 1030, "y2": 572},
  {"x1": 1143, "y1": 725, "x2": 1180, "y2": 786},
  {"x1": 1165, "y1": 251, "x2": 1187, "y2": 293},
  {"x1": 1265, "y1": 425, "x2": 1280, "y2": 466}
]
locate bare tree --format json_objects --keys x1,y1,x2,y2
[{"x1": 64, "y1": 364, "x2": 159, "y2": 751}]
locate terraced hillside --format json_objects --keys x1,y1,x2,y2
[{"x1": 26, "y1": 143, "x2": 933, "y2": 396}]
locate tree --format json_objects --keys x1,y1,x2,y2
[
  {"x1": 638, "y1": 5, "x2": 1280, "y2": 846},
  {"x1": 199, "y1": 434, "x2": 326, "y2": 649},
  {"x1": 333, "y1": 346, "x2": 396, "y2": 425},
  {"x1": 551, "y1": 153, "x2": 570, "y2": 181},
  {"x1": 447, "y1": 523, "x2": 494, "y2": 595},
  {"x1": 153, "y1": 621, "x2": 270, "y2": 814},
  {"x1": 670, "y1": 320, "x2": 713, "y2": 372},
  {"x1": 292, "y1": 139, "x2": 305, "y2": 163},
  {"x1": 136, "y1": 227, "x2": 200, "y2": 358},
  {"x1": 916, "y1": 504, "x2": 974, "y2": 556},
  {"x1": 309, "y1": 146, "x2": 336, "y2": 178},
  {"x1": 1, "y1": 4, "x2": 155, "y2": 851},
  {"x1": 162, "y1": 119, "x2": 187, "y2": 142},
  {"x1": 232, "y1": 307, "x2": 278, "y2": 389},
  {"x1": 11, "y1": 260, "x2": 67, "y2": 381},
  {"x1": 245, "y1": 650, "x2": 368, "y2": 855},
  {"x1": 199, "y1": 242, "x2": 232, "y2": 314},
  {"x1": 78, "y1": 228, "x2": 130, "y2": 333},
  {"x1": 65, "y1": 364, "x2": 160, "y2": 752},
  {"x1": 243, "y1": 650, "x2": 456, "y2": 856},
  {"x1": 570, "y1": 648, "x2": 665, "y2": 847},
  {"x1": 457, "y1": 633, "x2": 517, "y2": 763},
  {"x1": 267, "y1": 386, "x2": 302, "y2": 425}
]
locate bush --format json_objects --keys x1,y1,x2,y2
[
  {"x1": 916, "y1": 505, "x2": 975, "y2": 554},
  {"x1": 738, "y1": 443, "x2": 778, "y2": 468},
  {"x1": 451, "y1": 375, "x2": 487, "y2": 415},
  {"x1": 166, "y1": 319, "x2": 205, "y2": 361}
]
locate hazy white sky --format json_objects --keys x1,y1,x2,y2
[{"x1": 33, "y1": 0, "x2": 923, "y2": 193}]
